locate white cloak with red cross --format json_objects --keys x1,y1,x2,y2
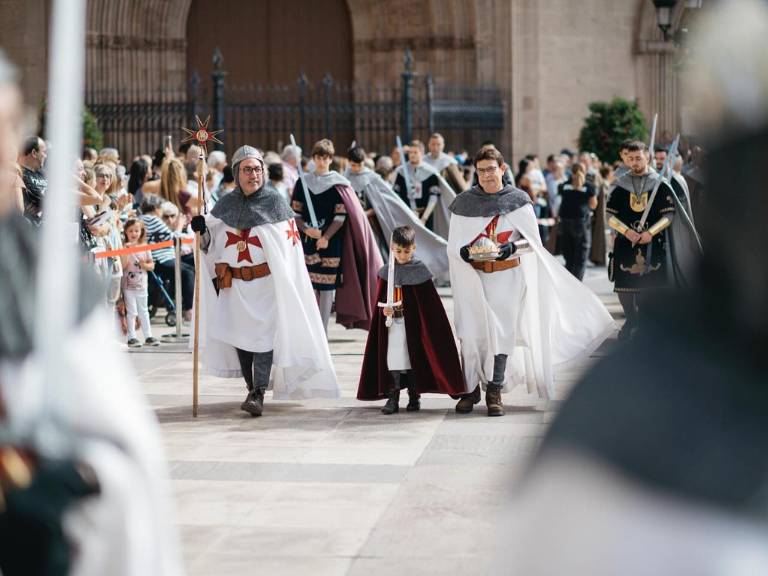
[
  {"x1": 448, "y1": 203, "x2": 614, "y2": 399},
  {"x1": 198, "y1": 214, "x2": 339, "y2": 399}
]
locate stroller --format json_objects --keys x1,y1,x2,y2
[{"x1": 148, "y1": 270, "x2": 177, "y2": 327}]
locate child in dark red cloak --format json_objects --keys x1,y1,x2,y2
[{"x1": 357, "y1": 226, "x2": 465, "y2": 413}]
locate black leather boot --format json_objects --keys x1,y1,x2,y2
[
  {"x1": 405, "y1": 375, "x2": 420, "y2": 412},
  {"x1": 244, "y1": 350, "x2": 272, "y2": 417},
  {"x1": 240, "y1": 390, "x2": 262, "y2": 417},
  {"x1": 381, "y1": 388, "x2": 400, "y2": 414}
]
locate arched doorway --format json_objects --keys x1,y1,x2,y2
[{"x1": 186, "y1": 0, "x2": 353, "y2": 91}]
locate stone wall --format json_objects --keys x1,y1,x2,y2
[
  {"x1": 0, "y1": 0, "x2": 48, "y2": 107},
  {"x1": 0, "y1": 0, "x2": 693, "y2": 162}
]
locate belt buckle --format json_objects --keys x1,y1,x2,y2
[
  {"x1": 483, "y1": 261, "x2": 493, "y2": 273},
  {"x1": 241, "y1": 266, "x2": 254, "y2": 281}
]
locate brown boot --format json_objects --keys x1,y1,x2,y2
[
  {"x1": 455, "y1": 385, "x2": 481, "y2": 414},
  {"x1": 485, "y1": 385, "x2": 504, "y2": 417}
]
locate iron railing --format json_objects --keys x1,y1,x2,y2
[{"x1": 86, "y1": 49, "x2": 505, "y2": 161}]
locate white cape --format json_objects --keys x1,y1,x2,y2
[
  {"x1": 199, "y1": 218, "x2": 339, "y2": 400},
  {"x1": 0, "y1": 311, "x2": 183, "y2": 576},
  {"x1": 448, "y1": 204, "x2": 615, "y2": 399},
  {"x1": 347, "y1": 168, "x2": 449, "y2": 280},
  {"x1": 394, "y1": 162, "x2": 457, "y2": 241}
]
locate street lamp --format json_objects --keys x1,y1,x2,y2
[{"x1": 653, "y1": 0, "x2": 679, "y2": 40}]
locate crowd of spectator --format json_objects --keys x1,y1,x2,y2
[{"x1": 8, "y1": 131, "x2": 700, "y2": 345}]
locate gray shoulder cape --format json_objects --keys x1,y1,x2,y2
[
  {"x1": 210, "y1": 185, "x2": 294, "y2": 229},
  {"x1": 614, "y1": 170, "x2": 661, "y2": 194},
  {"x1": 394, "y1": 162, "x2": 441, "y2": 184},
  {"x1": 303, "y1": 171, "x2": 351, "y2": 195},
  {"x1": 449, "y1": 185, "x2": 532, "y2": 217},
  {"x1": 377, "y1": 258, "x2": 433, "y2": 286},
  {"x1": 345, "y1": 168, "x2": 377, "y2": 194}
]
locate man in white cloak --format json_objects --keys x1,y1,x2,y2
[
  {"x1": 191, "y1": 145, "x2": 338, "y2": 417},
  {"x1": 448, "y1": 146, "x2": 614, "y2": 416}
]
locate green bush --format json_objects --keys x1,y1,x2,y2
[
  {"x1": 81, "y1": 107, "x2": 104, "y2": 151},
  {"x1": 38, "y1": 101, "x2": 104, "y2": 152},
  {"x1": 578, "y1": 98, "x2": 648, "y2": 164}
]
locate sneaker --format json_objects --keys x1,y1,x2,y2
[
  {"x1": 144, "y1": 337, "x2": 160, "y2": 347},
  {"x1": 127, "y1": 338, "x2": 142, "y2": 348}
]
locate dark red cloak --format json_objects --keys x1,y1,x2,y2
[
  {"x1": 357, "y1": 277, "x2": 465, "y2": 400},
  {"x1": 335, "y1": 184, "x2": 383, "y2": 331}
]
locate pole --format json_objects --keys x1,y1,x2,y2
[
  {"x1": 31, "y1": 0, "x2": 87, "y2": 455},
  {"x1": 175, "y1": 238, "x2": 183, "y2": 339},
  {"x1": 192, "y1": 150, "x2": 205, "y2": 417},
  {"x1": 181, "y1": 116, "x2": 222, "y2": 417}
]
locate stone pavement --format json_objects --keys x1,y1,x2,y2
[{"x1": 129, "y1": 266, "x2": 620, "y2": 576}]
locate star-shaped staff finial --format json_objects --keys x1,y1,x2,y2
[{"x1": 181, "y1": 115, "x2": 224, "y2": 154}]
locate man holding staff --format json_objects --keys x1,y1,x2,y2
[{"x1": 191, "y1": 145, "x2": 338, "y2": 417}]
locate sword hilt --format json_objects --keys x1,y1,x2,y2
[{"x1": 378, "y1": 300, "x2": 402, "y2": 328}]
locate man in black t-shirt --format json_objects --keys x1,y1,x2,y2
[
  {"x1": 18, "y1": 135, "x2": 48, "y2": 226},
  {"x1": 557, "y1": 162, "x2": 597, "y2": 281}
]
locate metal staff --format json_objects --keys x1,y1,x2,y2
[
  {"x1": 396, "y1": 136, "x2": 418, "y2": 211},
  {"x1": 377, "y1": 236, "x2": 401, "y2": 328},
  {"x1": 291, "y1": 134, "x2": 319, "y2": 229}
]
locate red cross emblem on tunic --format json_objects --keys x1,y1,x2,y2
[
  {"x1": 225, "y1": 228, "x2": 262, "y2": 263},
  {"x1": 479, "y1": 215, "x2": 514, "y2": 243},
  {"x1": 286, "y1": 219, "x2": 300, "y2": 246}
]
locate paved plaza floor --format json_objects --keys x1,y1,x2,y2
[{"x1": 129, "y1": 266, "x2": 620, "y2": 575}]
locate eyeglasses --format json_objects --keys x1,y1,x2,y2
[
  {"x1": 240, "y1": 166, "x2": 263, "y2": 175},
  {"x1": 476, "y1": 166, "x2": 500, "y2": 175}
]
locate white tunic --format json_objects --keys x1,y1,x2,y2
[
  {"x1": 476, "y1": 228, "x2": 526, "y2": 353},
  {"x1": 204, "y1": 215, "x2": 276, "y2": 353},
  {"x1": 198, "y1": 214, "x2": 340, "y2": 400},
  {"x1": 387, "y1": 314, "x2": 412, "y2": 371}
]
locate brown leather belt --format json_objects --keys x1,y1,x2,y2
[
  {"x1": 215, "y1": 262, "x2": 271, "y2": 288},
  {"x1": 470, "y1": 257, "x2": 520, "y2": 273}
]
